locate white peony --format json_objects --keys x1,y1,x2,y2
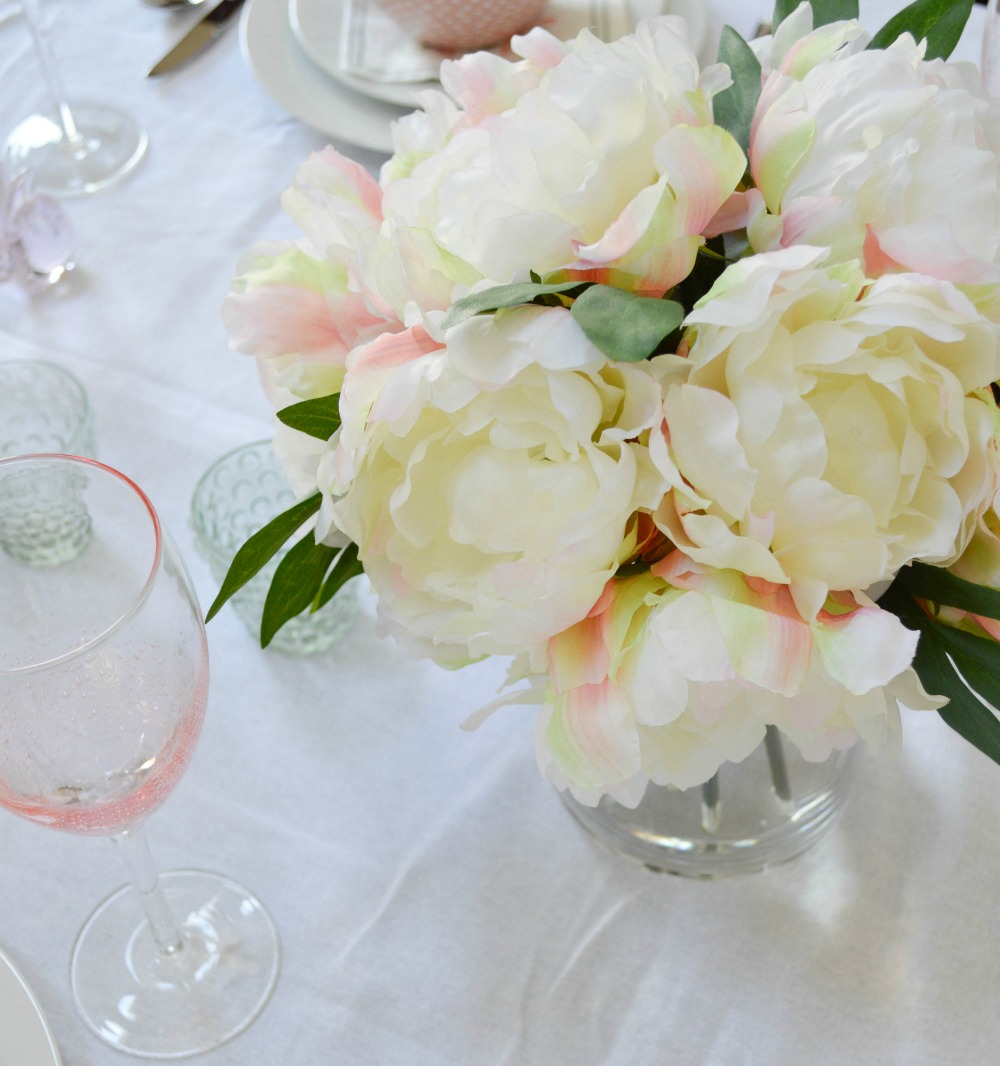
[
  {"x1": 222, "y1": 149, "x2": 399, "y2": 405},
  {"x1": 325, "y1": 305, "x2": 666, "y2": 665},
  {"x1": 530, "y1": 561, "x2": 941, "y2": 807},
  {"x1": 652, "y1": 247, "x2": 1000, "y2": 620},
  {"x1": 749, "y1": 8, "x2": 1000, "y2": 285},
  {"x1": 380, "y1": 17, "x2": 746, "y2": 297}
]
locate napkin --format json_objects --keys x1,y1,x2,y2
[{"x1": 339, "y1": 0, "x2": 637, "y2": 84}]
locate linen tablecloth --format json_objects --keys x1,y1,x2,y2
[{"x1": 1, "y1": 2, "x2": 998, "y2": 1063}]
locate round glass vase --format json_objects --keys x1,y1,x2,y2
[{"x1": 560, "y1": 727, "x2": 854, "y2": 878}]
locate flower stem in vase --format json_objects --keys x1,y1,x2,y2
[
  {"x1": 764, "y1": 724, "x2": 793, "y2": 805},
  {"x1": 700, "y1": 773, "x2": 721, "y2": 833}
]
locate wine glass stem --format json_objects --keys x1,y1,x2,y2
[
  {"x1": 111, "y1": 828, "x2": 185, "y2": 957},
  {"x1": 19, "y1": 0, "x2": 84, "y2": 150}
]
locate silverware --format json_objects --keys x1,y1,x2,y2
[
  {"x1": 146, "y1": 0, "x2": 246, "y2": 76},
  {"x1": 141, "y1": 0, "x2": 209, "y2": 8}
]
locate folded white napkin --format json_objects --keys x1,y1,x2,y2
[{"x1": 339, "y1": 0, "x2": 637, "y2": 84}]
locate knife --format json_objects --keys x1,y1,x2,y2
[{"x1": 147, "y1": 0, "x2": 247, "y2": 77}]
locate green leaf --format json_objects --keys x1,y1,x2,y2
[
  {"x1": 913, "y1": 627, "x2": 1000, "y2": 768},
  {"x1": 276, "y1": 394, "x2": 341, "y2": 441},
  {"x1": 772, "y1": 0, "x2": 796, "y2": 27},
  {"x1": 205, "y1": 493, "x2": 322, "y2": 623},
  {"x1": 880, "y1": 579, "x2": 1000, "y2": 769},
  {"x1": 442, "y1": 280, "x2": 590, "y2": 329},
  {"x1": 714, "y1": 27, "x2": 762, "y2": 157},
  {"x1": 868, "y1": 0, "x2": 973, "y2": 59},
  {"x1": 260, "y1": 532, "x2": 339, "y2": 648},
  {"x1": 313, "y1": 541, "x2": 363, "y2": 611},
  {"x1": 569, "y1": 285, "x2": 684, "y2": 362},
  {"x1": 923, "y1": 619, "x2": 1000, "y2": 684},
  {"x1": 936, "y1": 654, "x2": 1000, "y2": 768},
  {"x1": 895, "y1": 561, "x2": 1000, "y2": 622},
  {"x1": 773, "y1": 0, "x2": 858, "y2": 30}
]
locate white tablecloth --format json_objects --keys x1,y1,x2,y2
[{"x1": 1, "y1": 2, "x2": 998, "y2": 1063}]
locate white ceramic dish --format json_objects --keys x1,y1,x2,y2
[
  {"x1": 289, "y1": 0, "x2": 708, "y2": 109},
  {"x1": 290, "y1": 0, "x2": 421, "y2": 107},
  {"x1": 240, "y1": 0, "x2": 409, "y2": 153},
  {"x1": 0, "y1": 946, "x2": 62, "y2": 1066}
]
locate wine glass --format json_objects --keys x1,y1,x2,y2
[
  {"x1": 0, "y1": 454, "x2": 279, "y2": 1058},
  {"x1": 3, "y1": 0, "x2": 148, "y2": 197}
]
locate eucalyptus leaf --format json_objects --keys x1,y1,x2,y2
[
  {"x1": 714, "y1": 27, "x2": 761, "y2": 157},
  {"x1": 868, "y1": 0, "x2": 973, "y2": 59},
  {"x1": 313, "y1": 541, "x2": 363, "y2": 611},
  {"x1": 895, "y1": 560, "x2": 1000, "y2": 622},
  {"x1": 773, "y1": 0, "x2": 858, "y2": 30},
  {"x1": 569, "y1": 285, "x2": 684, "y2": 362},
  {"x1": 442, "y1": 280, "x2": 590, "y2": 329},
  {"x1": 205, "y1": 492, "x2": 322, "y2": 623},
  {"x1": 260, "y1": 533, "x2": 339, "y2": 648},
  {"x1": 276, "y1": 394, "x2": 342, "y2": 441}
]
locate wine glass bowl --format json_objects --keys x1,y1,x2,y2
[
  {"x1": 0, "y1": 454, "x2": 278, "y2": 1058},
  {"x1": 0, "y1": 456, "x2": 205, "y2": 831}
]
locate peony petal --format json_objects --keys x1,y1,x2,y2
[
  {"x1": 813, "y1": 601, "x2": 919, "y2": 695},
  {"x1": 539, "y1": 679, "x2": 642, "y2": 789}
]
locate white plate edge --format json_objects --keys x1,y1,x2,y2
[
  {"x1": 239, "y1": 0, "x2": 405, "y2": 153},
  {"x1": 0, "y1": 945, "x2": 62, "y2": 1066}
]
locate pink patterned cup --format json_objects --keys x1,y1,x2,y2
[{"x1": 374, "y1": 0, "x2": 548, "y2": 51}]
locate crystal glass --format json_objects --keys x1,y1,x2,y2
[
  {"x1": 0, "y1": 359, "x2": 95, "y2": 458},
  {"x1": 0, "y1": 455, "x2": 279, "y2": 1058},
  {"x1": 560, "y1": 727, "x2": 854, "y2": 877},
  {"x1": 3, "y1": 0, "x2": 147, "y2": 197},
  {"x1": 190, "y1": 439, "x2": 358, "y2": 655},
  {"x1": 0, "y1": 165, "x2": 74, "y2": 291},
  {"x1": 0, "y1": 360, "x2": 96, "y2": 565}
]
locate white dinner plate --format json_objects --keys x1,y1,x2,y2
[
  {"x1": 0, "y1": 946, "x2": 62, "y2": 1066},
  {"x1": 289, "y1": 0, "x2": 708, "y2": 110},
  {"x1": 240, "y1": 0, "x2": 409, "y2": 154}
]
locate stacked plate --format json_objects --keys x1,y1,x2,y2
[
  {"x1": 0, "y1": 945, "x2": 62, "y2": 1065},
  {"x1": 239, "y1": 0, "x2": 707, "y2": 154}
]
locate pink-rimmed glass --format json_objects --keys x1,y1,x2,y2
[{"x1": 0, "y1": 454, "x2": 278, "y2": 1059}]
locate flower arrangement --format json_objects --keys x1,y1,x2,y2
[{"x1": 214, "y1": 0, "x2": 1000, "y2": 808}]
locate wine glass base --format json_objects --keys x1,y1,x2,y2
[
  {"x1": 3, "y1": 102, "x2": 148, "y2": 197},
  {"x1": 70, "y1": 870, "x2": 280, "y2": 1059}
]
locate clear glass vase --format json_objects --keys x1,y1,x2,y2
[{"x1": 560, "y1": 727, "x2": 854, "y2": 878}]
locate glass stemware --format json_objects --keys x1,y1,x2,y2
[
  {"x1": 0, "y1": 454, "x2": 279, "y2": 1058},
  {"x1": 2, "y1": 0, "x2": 148, "y2": 197}
]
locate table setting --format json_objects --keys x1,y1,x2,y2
[{"x1": 2, "y1": 1, "x2": 1000, "y2": 1064}]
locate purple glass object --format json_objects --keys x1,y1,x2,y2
[{"x1": 0, "y1": 166, "x2": 74, "y2": 292}]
